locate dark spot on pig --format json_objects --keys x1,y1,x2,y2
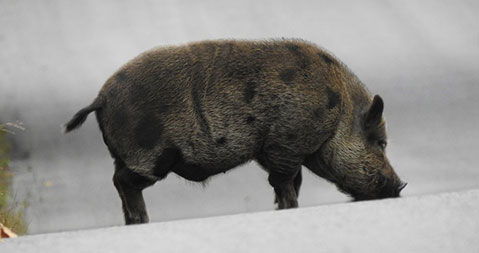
[
  {"x1": 285, "y1": 43, "x2": 310, "y2": 69},
  {"x1": 116, "y1": 71, "x2": 128, "y2": 82},
  {"x1": 216, "y1": 137, "x2": 227, "y2": 145},
  {"x1": 244, "y1": 81, "x2": 256, "y2": 103},
  {"x1": 246, "y1": 116, "x2": 256, "y2": 124},
  {"x1": 327, "y1": 87, "x2": 340, "y2": 109},
  {"x1": 152, "y1": 148, "x2": 181, "y2": 178},
  {"x1": 280, "y1": 69, "x2": 296, "y2": 84},
  {"x1": 320, "y1": 53, "x2": 335, "y2": 65},
  {"x1": 135, "y1": 115, "x2": 163, "y2": 149},
  {"x1": 285, "y1": 44, "x2": 300, "y2": 54}
]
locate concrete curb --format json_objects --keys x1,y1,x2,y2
[{"x1": 1, "y1": 189, "x2": 478, "y2": 252}]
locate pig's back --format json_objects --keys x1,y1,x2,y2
[{"x1": 97, "y1": 40, "x2": 343, "y2": 176}]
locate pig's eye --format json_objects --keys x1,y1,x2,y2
[{"x1": 377, "y1": 140, "x2": 387, "y2": 149}]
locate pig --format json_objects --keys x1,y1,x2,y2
[{"x1": 64, "y1": 39, "x2": 406, "y2": 224}]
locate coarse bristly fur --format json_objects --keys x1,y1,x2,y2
[{"x1": 64, "y1": 39, "x2": 406, "y2": 225}]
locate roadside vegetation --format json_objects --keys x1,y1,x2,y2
[{"x1": 0, "y1": 122, "x2": 27, "y2": 235}]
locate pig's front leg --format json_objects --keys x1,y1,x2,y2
[{"x1": 258, "y1": 152, "x2": 303, "y2": 209}]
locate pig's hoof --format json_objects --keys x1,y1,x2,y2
[{"x1": 125, "y1": 215, "x2": 148, "y2": 225}]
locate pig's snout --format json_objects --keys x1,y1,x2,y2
[{"x1": 352, "y1": 180, "x2": 407, "y2": 201}]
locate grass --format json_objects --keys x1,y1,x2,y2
[{"x1": 0, "y1": 122, "x2": 28, "y2": 235}]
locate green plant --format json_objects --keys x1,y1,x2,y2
[{"x1": 0, "y1": 123, "x2": 27, "y2": 235}]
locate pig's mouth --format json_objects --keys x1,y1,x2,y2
[
  {"x1": 351, "y1": 181, "x2": 407, "y2": 201},
  {"x1": 351, "y1": 193, "x2": 384, "y2": 201}
]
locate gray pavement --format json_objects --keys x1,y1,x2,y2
[
  {"x1": 2, "y1": 189, "x2": 479, "y2": 253},
  {"x1": 1, "y1": 0, "x2": 478, "y2": 235}
]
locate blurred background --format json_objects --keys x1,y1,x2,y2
[{"x1": 0, "y1": 0, "x2": 478, "y2": 234}]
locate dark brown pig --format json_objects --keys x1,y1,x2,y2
[{"x1": 64, "y1": 39, "x2": 406, "y2": 224}]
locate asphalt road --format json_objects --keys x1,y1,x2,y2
[
  {"x1": 1, "y1": 0, "x2": 478, "y2": 234},
  {"x1": 2, "y1": 190, "x2": 479, "y2": 252}
]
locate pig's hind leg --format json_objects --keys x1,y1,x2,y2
[{"x1": 113, "y1": 159, "x2": 157, "y2": 225}]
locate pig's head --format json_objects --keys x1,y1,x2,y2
[{"x1": 304, "y1": 95, "x2": 406, "y2": 201}]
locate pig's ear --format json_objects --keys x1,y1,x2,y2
[{"x1": 364, "y1": 95, "x2": 384, "y2": 129}]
